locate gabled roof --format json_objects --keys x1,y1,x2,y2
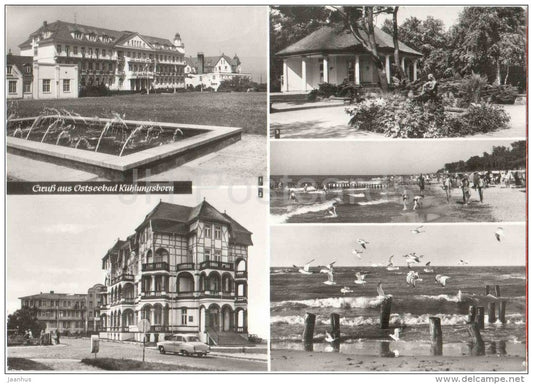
[
  {"x1": 188, "y1": 200, "x2": 231, "y2": 225},
  {"x1": 223, "y1": 212, "x2": 253, "y2": 246},
  {"x1": 20, "y1": 20, "x2": 175, "y2": 50},
  {"x1": 185, "y1": 54, "x2": 241, "y2": 72},
  {"x1": 276, "y1": 24, "x2": 422, "y2": 57},
  {"x1": 7, "y1": 54, "x2": 33, "y2": 67}
]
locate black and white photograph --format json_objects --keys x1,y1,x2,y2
[
  {"x1": 6, "y1": 5, "x2": 267, "y2": 185},
  {"x1": 270, "y1": 6, "x2": 526, "y2": 139},
  {"x1": 6, "y1": 189, "x2": 268, "y2": 371},
  {"x1": 270, "y1": 224, "x2": 526, "y2": 371},
  {"x1": 270, "y1": 140, "x2": 526, "y2": 223}
]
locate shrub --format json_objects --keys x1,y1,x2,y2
[
  {"x1": 346, "y1": 95, "x2": 510, "y2": 138},
  {"x1": 459, "y1": 73, "x2": 488, "y2": 106},
  {"x1": 487, "y1": 85, "x2": 518, "y2": 104},
  {"x1": 306, "y1": 82, "x2": 340, "y2": 101}
]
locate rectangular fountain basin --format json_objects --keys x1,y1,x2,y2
[{"x1": 7, "y1": 115, "x2": 243, "y2": 181}]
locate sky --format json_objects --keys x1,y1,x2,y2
[
  {"x1": 271, "y1": 224, "x2": 526, "y2": 267},
  {"x1": 6, "y1": 187, "x2": 269, "y2": 338},
  {"x1": 5, "y1": 6, "x2": 267, "y2": 82},
  {"x1": 270, "y1": 140, "x2": 520, "y2": 176},
  {"x1": 376, "y1": 6, "x2": 464, "y2": 30}
]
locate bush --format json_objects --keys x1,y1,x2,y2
[
  {"x1": 79, "y1": 85, "x2": 110, "y2": 97},
  {"x1": 487, "y1": 85, "x2": 518, "y2": 104},
  {"x1": 458, "y1": 73, "x2": 488, "y2": 106},
  {"x1": 306, "y1": 82, "x2": 340, "y2": 101},
  {"x1": 346, "y1": 95, "x2": 510, "y2": 138}
]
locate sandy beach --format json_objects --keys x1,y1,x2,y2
[{"x1": 271, "y1": 349, "x2": 526, "y2": 372}]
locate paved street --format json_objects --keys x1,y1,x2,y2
[{"x1": 7, "y1": 338, "x2": 267, "y2": 371}]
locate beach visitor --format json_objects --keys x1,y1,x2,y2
[
  {"x1": 417, "y1": 174, "x2": 425, "y2": 193},
  {"x1": 413, "y1": 195, "x2": 423, "y2": 210},
  {"x1": 289, "y1": 191, "x2": 297, "y2": 202},
  {"x1": 472, "y1": 172, "x2": 484, "y2": 203},
  {"x1": 461, "y1": 175, "x2": 471, "y2": 205},
  {"x1": 327, "y1": 202, "x2": 337, "y2": 217},
  {"x1": 504, "y1": 171, "x2": 511, "y2": 188},
  {"x1": 39, "y1": 330, "x2": 45, "y2": 346},
  {"x1": 56, "y1": 330, "x2": 60, "y2": 344},
  {"x1": 402, "y1": 190, "x2": 409, "y2": 211},
  {"x1": 513, "y1": 171, "x2": 521, "y2": 187},
  {"x1": 443, "y1": 174, "x2": 453, "y2": 203}
]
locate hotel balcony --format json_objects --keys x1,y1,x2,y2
[
  {"x1": 235, "y1": 296, "x2": 247, "y2": 304},
  {"x1": 142, "y1": 262, "x2": 169, "y2": 272},
  {"x1": 176, "y1": 262, "x2": 195, "y2": 271},
  {"x1": 141, "y1": 290, "x2": 169, "y2": 299},
  {"x1": 199, "y1": 260, "x2": 233, "y2": 271},
  {"x1": 111, "y1": 273, "x2": 134, "y2": 285},
  {"x1": 235, "y1": 271, "x2": 247, "y2": 279}
]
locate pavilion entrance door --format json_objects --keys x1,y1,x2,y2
[{"x1": 360, "y1": 56, "x2": 377, "y2": 84}]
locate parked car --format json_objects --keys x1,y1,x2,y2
[
  {"x1": 248, "y1": 334, "x2": 262, "y2": 343},
  {"x1": 156, "y1": 334, "x2": 209, "y2": 357}
]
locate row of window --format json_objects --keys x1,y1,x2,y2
[
  {"x1": 57, "y1": 45, "x2": 111, "y2": 58},
  {"x1": 7, "y1": 65, "x2": 32, "y2": 75},
  {"x1": 204, "y1": 226, "x2": 222, "y2": 239},
  {"x1": 40, "y1": 79, "x2": 71, "y2": 93},
  {"x1": 24, "y1": 298, "x2": 84, "y2": 307}
]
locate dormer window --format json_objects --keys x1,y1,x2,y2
[
  {"x1": 87, "y1": 33, "x2": 97, "y2": 42},
  {"x1": 71, "y1": 31, "x2": 83, "y2": 40}
]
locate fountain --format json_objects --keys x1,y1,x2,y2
[{"x1": 7, "y1": 110, "x2": 243, "y2": 180}]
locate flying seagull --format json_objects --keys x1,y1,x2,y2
[
  {"x1": 356, "y1": 239, "x2": 370, "y2": 249},
  {"x1": 323, "y1": 269, "x2": 337, "y2": 285},
  {"x1": 320, "y1": 261, "x2": 336, "y2": 274},
  {"x1": 340, "y1": 286, "x2": 353, "y2": 295},
  {"x1": 293, "y1": 259, "x2": 315, "y2": 274},
  {"x1": 423, "y1": 261, "x2": 434, "y2": 273},
  {"x1": 404, "y1": 253, "x2": 423, "y2": 264},
  {"x1": 411, "y1": 225, "x2": 425, "y2": 234},
  {"x1": 435, "y1": 274, "x2": 450, "y2": 287},
  {"x1": 458, "y1": 259, "x2": 469, "y2": 266},
  {"x1": 495, "y1": 227, "x2": 504, "y2": 242},
  {"x1": 386, "y1": 255, "x2": 400, "y2": 271},
  {"x1": 354, "y1": 271, "x2": 367, "y2": 285},
  {"x1": 352, "y1": 249, "x2": 364, "y2": 258}
]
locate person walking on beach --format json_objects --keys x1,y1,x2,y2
[
  {"x1": 461, "y1": 175, "x2": 471, "y2": 205},
  {"x1": 473, "y1": 172, "x2": 484, "y2": 203},
  {"x1": 413, "y1": 194, "x2": 423, "y2": 210},
  {"x1": 402, "y1": 189, "x2": 409, "y2": 211},
  {"x1": 443, "y1": 174, "x2": 453, "y2": 203},
  {"x1": 417, "y1": 174, "x2": 425, "y2": 193}
]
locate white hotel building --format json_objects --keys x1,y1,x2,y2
[
  {"x1": 16, "y1": 20, "x2": 187, "y2": 98},
  {"x1": 98, "y1": 200, "x2": 251, "y2": 346}
]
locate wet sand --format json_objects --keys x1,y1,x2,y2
[
  {"x1": 392, "y1": 184, "x2": 525, "y2": 223},
  {"x1": 271, "y1": 349, "x2": 526, "y2": 372}
]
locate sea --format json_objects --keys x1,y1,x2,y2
[
  {"x1": 270, "y1": 175, "x2": 493, "y2": 223},
  {"x1": 270, "y1": 266, "x2": 526, "y2": 358}
]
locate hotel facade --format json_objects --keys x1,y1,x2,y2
[
  {"x1": 15, "y1": 20, "x2": 187, "y2": 97},
  {"x1": 99, "y1": 200, "x2": 251, "y2": 345}
]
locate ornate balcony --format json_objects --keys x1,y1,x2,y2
[
  {"x1": 141, "y1": 291, "x2": 168, "y2": 299},
  {"x1": 176, "y1": 262, "x2": 195, "y2": 271},
  {"x1": 235, "y1": 271, "x2": 247, "y2": 279},
  {"x1": 199, "y1": 260, "x2": 233, "y2": 271},
  {"x1": 111, "y1": 273, "x2": 134, "y2": 285},
  {"x1": 235, "y1": 297, "x2": 247, "y2": 304},
  {"x1": 142, "y1": 262, "x2": 169, "y2": 272}
]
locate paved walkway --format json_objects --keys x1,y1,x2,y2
[
  {"x1": 7, "y1": 134, "x2": 266, "y2": 185},
  {"x1": 270, "y1": 103, "x2": 525, "y2": 139},
  {"x1": 7, "y1": 338, "x2": 267, "y2": 371}
]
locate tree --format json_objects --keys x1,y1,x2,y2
[
  {"x1": 449, "y1": 7, "x2": 526, "y2": 84},
  {"x1": 391, "y1": 7, "x2": 406, "y2": 80},
  {"x1": 7, "y1": 307, "x2": 45, "y2": 337}
]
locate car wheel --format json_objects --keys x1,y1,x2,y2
[
  {"x1": 159, "y1": 346, "x2": 166, "y2": 354},
  {"x1": 180, "y1": 350, "x2": 188, "y2": 356}
]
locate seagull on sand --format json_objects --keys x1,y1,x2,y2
[
  {"x1": 386, "y1": 255, "x2": 400, "y2": 271},
  {"x1": 458, "y1": 259, "x2": 469, "y2": 266},
  {"x1": 340, "y1": 286, "x2": 353, "y2": 295},
  {"x1": 352, "y1": 249, "x2": 364, "y2": 258},
  {"x1": 495, "y1": 227, "x2": 504, "y2": 242},
  {"x1": 356, "y1": 239, "x2": 370, "y2": 249},
  {"x1": 325, "y1": 331, "x2": 338, "y2": 343},
  {"x1": 354, "y1": 271, "x2": 367, "y2": 285},
  {"x1": 320, "y1": 261, "x2": 336, "y2": 274},
  {"x1": 389, "y1": 328, "x2": 401, "y2": 341},
  {"x1": 435, "y1": 274, "x2": 450, "y2": 287},
  {"x1": 423, "y1": 261, "x2": 434, "y2": 273},
  {"x1": 323, "y1": 270, "x2": 337, "y2": 285},
  {"x1": 411, "y1": 225, "x2": 425, "y2": 234},
  {"x1": 293, "y1": 259, "x2": 315, "y2": 275}
]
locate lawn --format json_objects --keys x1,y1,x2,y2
[
  {"x1": 81, "y1": 357, "x2": 212, "y2": 371},
  {"x1": 10, "y1": 92, "x2": 267, "y2": 135},
  {"x1": 7, "y1": 358, "x2": 53, "y2": 371}
]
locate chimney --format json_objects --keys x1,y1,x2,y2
[
  {"x1": 50, "y1": 290, "x2": 54, "y2": 294},
  {"x1": 197, "y1": 52, "x2": 204, "y2": 75},
  {"x1": 7, "y1": 49, "x2": 12, "y2": 56},
  {"x1": 43, "y1": 21, "x2": 48, "y2": 28}
]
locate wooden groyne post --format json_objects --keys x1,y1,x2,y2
[
  {"x1": 467, "y1": 305, "x2": 477, "y2": 323},
  {"x1": 302, "y1": 312, "x2": 316, "y2": 351},
  {"x1": 475, "y1": 307, "x2": 485, "y2": 330},
  {"x1": 380, "y1": 297, "x2": 393, "y2": 329},
  {"x1": 330, "y1": 313, "x2": 341, "y2": 351},
  {"x1": 467, "y1": 322, "x2": 485, "y2": 356},
  {"x1": 495, "y1": 285, "x2": 507, "y2": 324},
  {"x1": 429, "y1": 316, "x2": 443, "y2": 356},
  {"x1": 488, "y1": 302, "x2": 497, "y2": 323}
]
